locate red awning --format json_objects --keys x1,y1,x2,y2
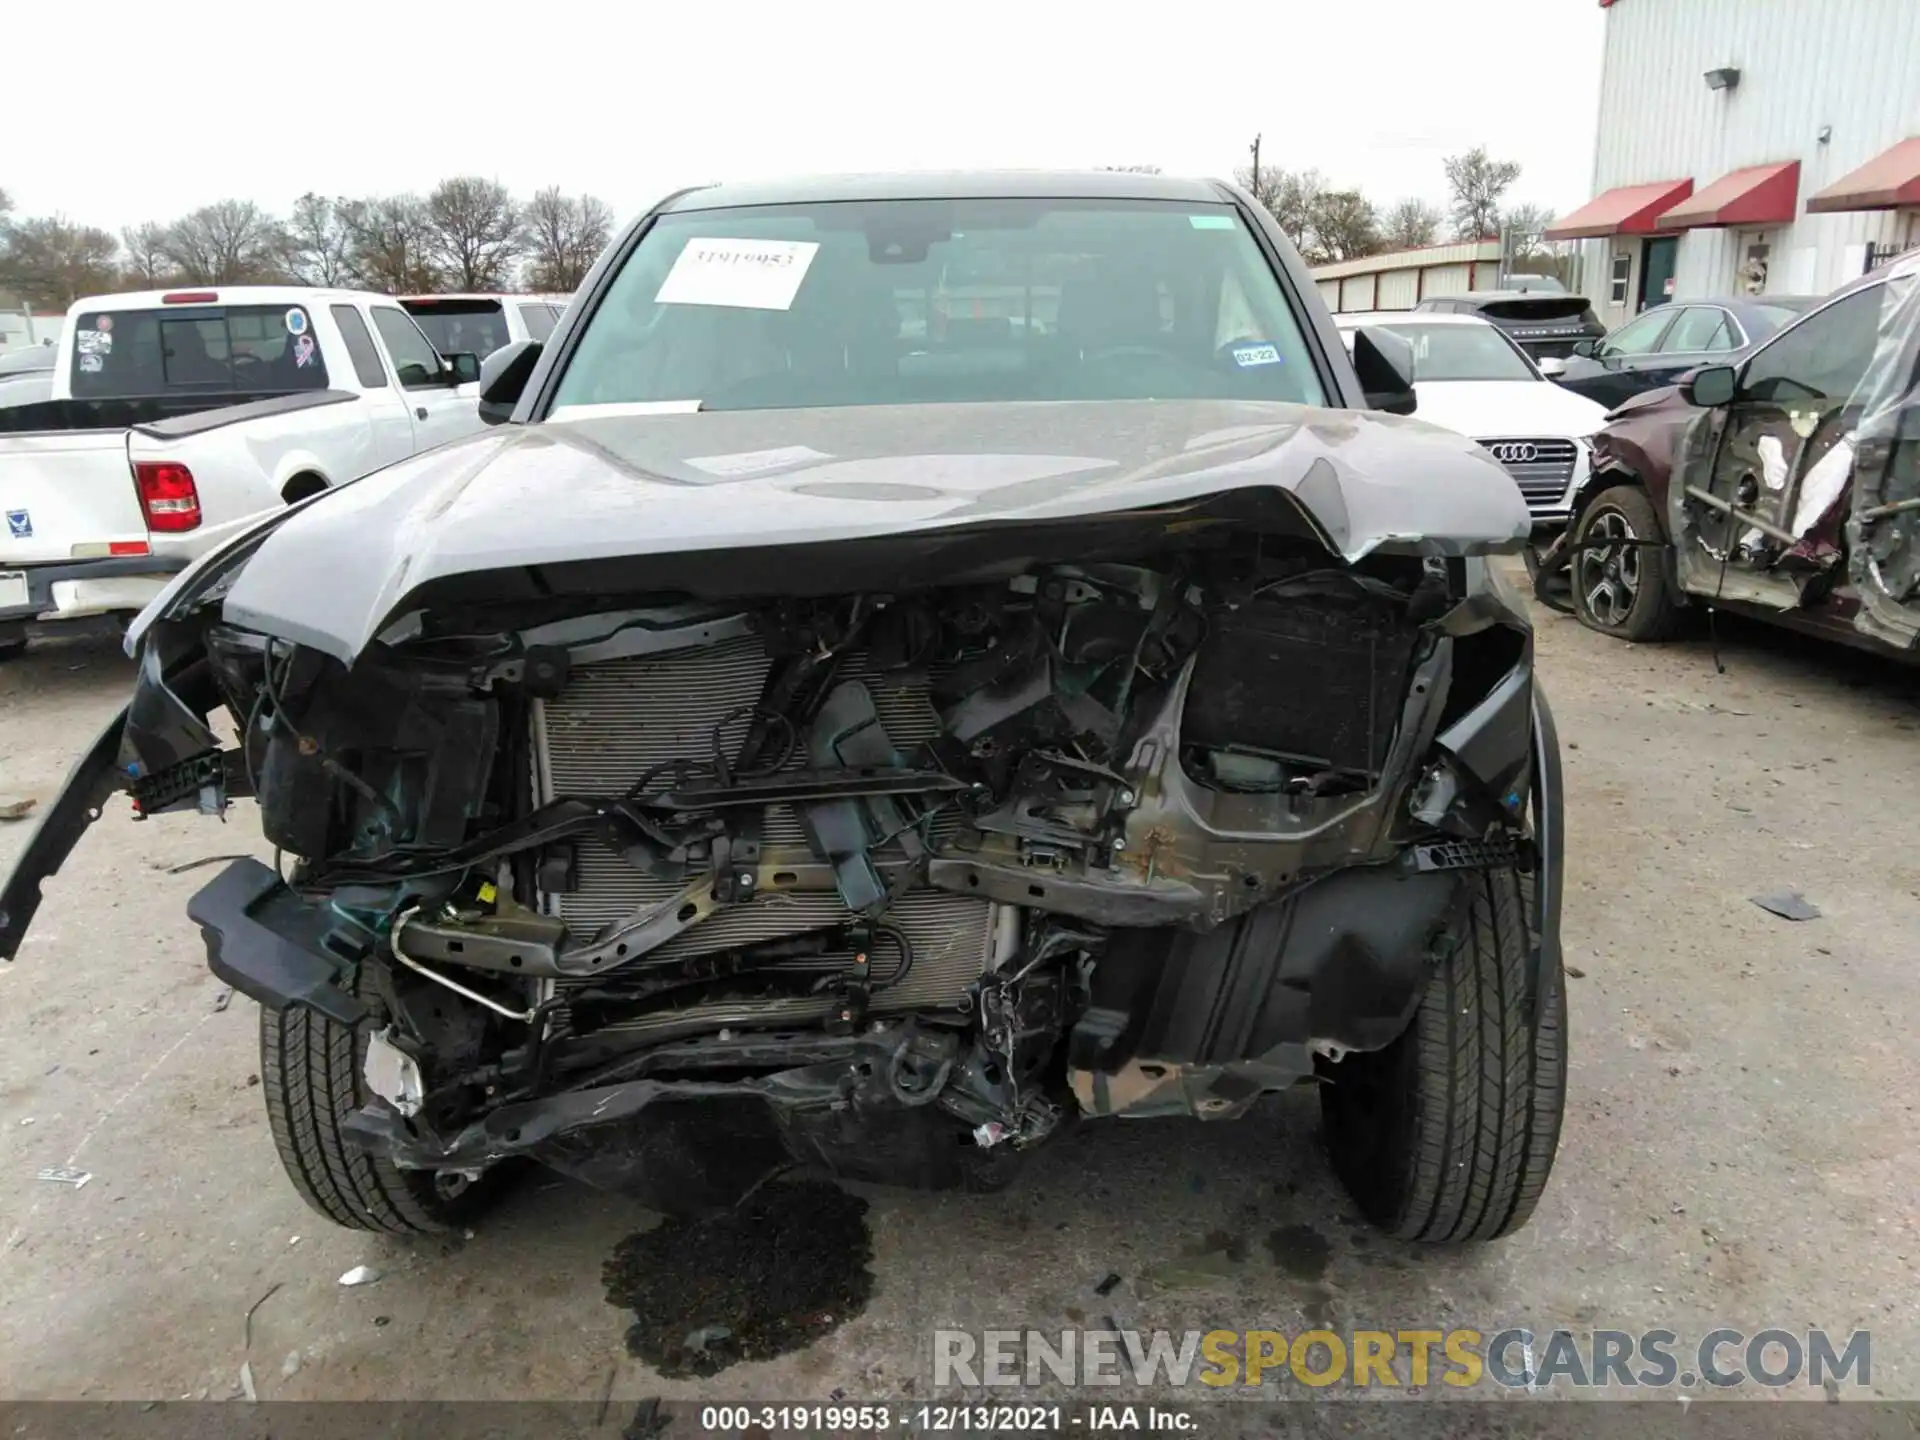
[
  {"x1": 1656, "y1": 161, "x2": 1800, "y2": 230},
  {"x1": 1543, "y1": 179, "x2": 1695, "y2": 240},
  {"x1": 1807, "y1": 137, "x2": 1920, "y2": 214}
]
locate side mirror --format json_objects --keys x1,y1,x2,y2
[
  {"x1": 1536, "y1": 356, "x2": 1568, "y2": 378},
  {"x1": 1350, "y1": 326, "x2": 1418, "y2": 416},
  {"x1": 446, "y1": 351, "x2": 482, "y2": 386},
  {"x1": 1570, "y1": 339, "x2": 1597, "y2": 359},
  {"x1": 478, "y1": 341, "x2": 541, "y2": 426},
  {"x1": 1681, "y1": 364, "x2": 1738, "y2": 408}
]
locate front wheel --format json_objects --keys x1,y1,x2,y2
[
  {"x1": 1319, "y1": 866, "x2": 1566, "y2": 1243},
  {"x1": 259, "y1": 980, "x2": 512, "y2": 1234},
  {"x1": 1570, "y1": 485, "x2": 1679, "y2": 641}
]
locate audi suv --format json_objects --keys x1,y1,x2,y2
[{"x1": 1334, "y1": 312, "x2": 1609, "y2": 527}]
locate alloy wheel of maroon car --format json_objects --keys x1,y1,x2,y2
[
  {"x1": 1577, "y1": 510, "x2": 1640, "y2": 628},
  {"x1": 1571, "y1": 486, "x2": 1679, "y2": 641}
]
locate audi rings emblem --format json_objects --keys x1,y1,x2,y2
[{"x1": 1489, "y1": 442, "x2": 1540, "y2": 464}]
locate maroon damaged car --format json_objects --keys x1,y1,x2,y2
[{"x1": 1529, "y1": 251, "x2": 1920, "y2": 657}]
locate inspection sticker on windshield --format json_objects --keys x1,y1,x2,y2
[
  {"x1": 1231, "y1": 343, "x2": 1282, "y2": 367},
  {"x1": 655, "y1": 238, "x2": 821, "y2": 311},
  {"x1": 1189, "y1": 214, "x2": 1235, "y2": 229}
]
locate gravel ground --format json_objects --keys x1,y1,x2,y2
[{"x1": 0, "y1": 583, "x2": 1915, "y2": 1408}]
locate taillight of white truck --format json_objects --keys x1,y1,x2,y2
[{"x1": 133, "y1": 461, "x2": 202, "y2": 532}]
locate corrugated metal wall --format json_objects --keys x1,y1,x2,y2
[
  {"x1": 1588, "y1": 0, "x2": 1920, "y2": 317},
  {"x1": 1377, "y1": 270, "x2": 1419, "y2": 309},
  {"x1": 1316, "y1": 278, "x2": 1340, "y2": 309},
  {"x1": 1421, "y1": 263, "x2": 1474, "y2": 298},
  {"x1": 1340, "y1": 274, "x2": 1378, "y2": 311}
]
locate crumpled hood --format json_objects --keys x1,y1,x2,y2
[{"x1": 141, "y1": 399, "x2": 1531, "y2": 662}]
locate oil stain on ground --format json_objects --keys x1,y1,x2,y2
[
  {"x1": 602, "y1": 1179, "x2": 874, "y2": 1377},
  {"x1": 1264, "y1": 1223, "x2": 1332, "y2": 1282},
  {"x1": 1144, "y1": 1230, "x2": 1250, "y2": 1290}
]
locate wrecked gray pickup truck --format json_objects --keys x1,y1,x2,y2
[{"x1": 0, "y1": 172, "x2": 1567, "y2": 1244}]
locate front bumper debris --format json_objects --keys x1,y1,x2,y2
[{"x1": 185, "y1": 858, "x2": 368, "y2": 1026}]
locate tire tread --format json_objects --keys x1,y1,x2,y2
[
  {"x1": 258, "y1": 986, "x2": 458, "y2": 1236},
  {"x1": 1322, "y1": 867, "x2": 1567, "y2": 1243}
]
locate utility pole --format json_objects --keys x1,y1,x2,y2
[{"x1": 1249, "y1": 133, "x2": 1262, "y2": 194}]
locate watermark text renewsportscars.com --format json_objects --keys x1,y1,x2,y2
[{"x1": 934, "y1": 1327, "x2": 1872, "y2": 1391}]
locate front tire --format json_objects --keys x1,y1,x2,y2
[
  {"x1": 259, "y1": 981, "x2": 509, "y2": 1235},
  {"x1": 1570, "y1": 485, "x2": 1679, "y2": 641},
  {"x1": 1319, "y1": 866, "x2": 1566, "y2": 1243}
]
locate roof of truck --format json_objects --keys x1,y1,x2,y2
[
  {"x1": 66, "y1": 286, "x2": 391, "y2": 315},
  {"x1": 400, "y1": 293, "x2": 548, "y2": 304},
  {"x1": 662, "y1": 170, "x2": 1230, "y2": 212}
]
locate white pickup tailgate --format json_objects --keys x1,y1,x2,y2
[{"x1": 0, "y1": 431, "x2": 147, "y2": 568}]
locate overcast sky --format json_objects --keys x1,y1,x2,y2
[{"x1": 6, "y1": 0, "x2": 1606, "y2": 231}]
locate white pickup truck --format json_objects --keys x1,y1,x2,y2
[
  {"x1": 399, "y1": 292, "x2": 569, "y2": 359},
  {"x1": 0, "y1": 286, "x2": 486, "y2": 658}
]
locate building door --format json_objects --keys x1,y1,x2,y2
[
  {"x1": 1735, "y1": 230, "x2": 1774, "y2": 295},
  {"x1": 1636, "y1": 236, "x2": 1679, "y2": 312}
]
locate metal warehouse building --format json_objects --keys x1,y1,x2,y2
[
  {"x1": 1311, "y1": 241, "x2": 1504, "y2": 314},
  {"x1": 1549, "y1": 0, "x2": 1920, "y2": 326}
]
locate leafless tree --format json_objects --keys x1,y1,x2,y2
[
  {"x1": 161, "y1": 200, "x2": 286, "y2": 284},
  {"x1": 1306, "y1": 190, "x2": 1382, "y2": 263},
  {"x1": 282, "y1": 193, "x2": 357, "y2": 287},
  {"x1": 1379, "y1": 198, "x2": 1442, "y2": 251},
  {"x1": 425, "y1": 177, "x2": 523, "y2": 291},
  {"x1": 1234, "y1": 164, "x2": 1324, "y2": 254},
  {"x1": 522, "y1": 187, "x2": 613, "y2": 293},
  {"x1": 1499, "y1": 203, "x2": 1578, "y2": 285},
  {"x1": 1443, "y1": 147, "x2": 1522, "y2": 241},
  {"x1": 119, "y1": 222, "x2": 175, "y2": 287},
  {"x1": 342, "y1": 196, "x2": 443, "y2": 293},
  {"x1": 1500, "y1": 203, "x2": 1558, "y2": 251},
  {"x1": 0, "y1": 215, "x2": 121, "y2": 308}
]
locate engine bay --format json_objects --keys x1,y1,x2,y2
[{"x1": 132, "y1": 528, "x2": 1538, "y2": 1205}]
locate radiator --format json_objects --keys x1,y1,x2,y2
[{"x1": 530, "y1": 633, "x2": 1004, "y2": 1033}]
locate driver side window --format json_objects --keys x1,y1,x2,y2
[
  {"x1": 371, "y1": 307, "x2": 450, "y2": 390},
  {"x1": 1741, "y1": 285, "x2": 1885, "y2": 403},
  {"x1": 1600, "y1": 310, "x2": 1672, "y2": 357}
]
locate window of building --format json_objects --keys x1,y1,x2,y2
[
  {"x1": 1737, "y1": 230, "x2": 1775, "y2": 296},
  {"x1": 1608, "y1": 252, "x2": 1632, "y2": 307}
]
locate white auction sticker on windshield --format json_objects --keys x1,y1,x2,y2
[{"x1": 654, "y1": 238, "x2": 820, "y2": 311}]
